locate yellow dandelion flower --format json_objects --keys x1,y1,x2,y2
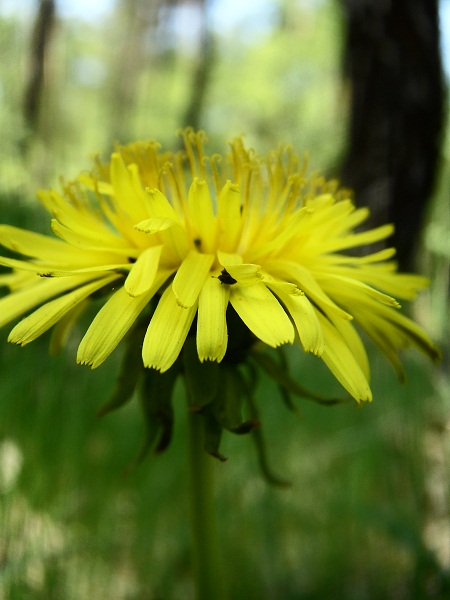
[{"x1": 0, "y1": 129, "x2": 440, "y2": 404}]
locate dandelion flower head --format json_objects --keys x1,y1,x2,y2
[{"x1": 0, "y1": 129, "x2": 440, "y2": 403}]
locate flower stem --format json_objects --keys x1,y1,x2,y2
[{"x1": 187, "y1": 411, "x2": 225, "y2": 600}]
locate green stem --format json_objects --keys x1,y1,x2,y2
[{"x1": 187, "y1": 411, "x2": 225, "y2": 600}]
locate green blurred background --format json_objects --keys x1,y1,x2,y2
[{"x1": 0, "y1": 1, "x2": 449, "y2": 598}]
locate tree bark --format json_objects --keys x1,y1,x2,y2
[
  {"x1": 23, "y1": 0, "x2": 56, "y2": 136},
  {"x1": 180, "y1": 0, "x2": 215, "y2": 132},
  {"x1": 339, "y1": 0, "x2": 445, "y2": 269},
  {"x1": 108, "y1": 0, "x2": 162, "y2": 143}
]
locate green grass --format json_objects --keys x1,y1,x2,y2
[{"x1": 1, "y1": 326, "x2": 448, "y2": 599}]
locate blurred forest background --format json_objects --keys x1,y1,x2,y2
[{"x1": 0, "y1": 0, "x2": 449, "y2": 598}]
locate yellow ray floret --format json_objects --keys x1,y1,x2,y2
[{"x1": 0, "y1": 129, "x2": 440, "y2": 402}]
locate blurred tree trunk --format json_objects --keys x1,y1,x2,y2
[
  {"x1": 339, "y1": 0, "x2": 445, "y2": 269},
  {"x1": 180, "y1": 0, "x2": 215, "y2": 131},
  {"x1": 108, "y1": 0, "x2": 162, "y2": 143},
  {"x1": 22, "y1": 0, "x2": 56, "y2": 140}
]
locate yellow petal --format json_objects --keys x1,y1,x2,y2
[
  {"x1": 134, "y1": 216, "x2": 189, "y2": 262},
  {"x1": 230, "y1": 283, "x2": 294, "y2": 347},
  {"x1": 187, "y1": 179, "x2": 217, "y2": 253},
  {"x1": 217, "y1": 180, "x2": 242, "y2": 251},
  {"x1": 273, "y1": 288, "x2": 324, "y2": 356},
  {"x1": 77, "y1": 270, "x2": 172, "y2": 368},
  {"x1": 142, "y1": 286, "x2": 197, "y2": 372},
  {"x1": 0, "y1": 225, "x2": 71, "y2": 260},
  {"x1": 0, "y1": 256, "x2": 52, "y2": 273},
  {"x1": 261, "y1": 273, "x2": 299, "y2": 295},
  {"x1": 216, "y1": 250, "x2": 243, "y2": 266},
  {"x1": 320, "y1": 274, "x2": 401, "y2": 308},
  {"x1": 327, "y1": 313, "x2": 370, "y2": 380},
  {"x1": 302, "y1": 198, "x2": 356, "y2": 238},
  {"x1": 338, "y1": 206, "x2": 371, "y2": 231},
  {"x1": 267, "y1": 260, "x2": 352, "y2": 321},
  {"x1": 323, "y1": 224, "x2": 394, "y2": 253},
  {"x1": 78, "y1": 173, "x2": 113, "y2": 195},
  {"x1": 42, "y1": 187, "x2": 136, "y2": 248},
  {"x1": 365, "y1": 271, "x2": 428, "y2": 301},
  {"x1": 51, "y1": 219, "x2": 133, "y2": 253},
  {"x1": 49, "y1": 300, "x2": 89, "y2": 355},
  {"x1": 171, "y1": 250, "x2": 214, "y2": 308},
  {"x1": 41, "y1": 263, "x2": 131, "y2": 277},
  {"x1": 0, "y1": 225, "x2": 129, "y2": 267},
  {"x1": 225, "y1": 263, "x2": 262, "y2": 287},
  {"x1": 352, "y1": 301, "x2": 441, "y2": 365},
  {"x1": 77, "y1": 289, "x2": 148, "y2": 368},
  {"x1": 323, "y1": 247, "x2": 397, "y2": 265},
  {"x1": 318, "y1": 313, "x2": 372, "y2": 403},
  {"x1": 0, "y1": 255, "x2": 127, "y2": 280},
  {"x1": 197, "y1": 276, "x2": 230, "y2": 362},
  {"x1": 110, "y1": 153, "x2": 147, "y2": 223},
  {"x1": 0, "y1": 270, "x2": 33, "y2": 290},
  {"x1": 134, "y1": 217, "x2": 179, "y2": 234},
  {"x1": 8, "y1": 276, "x2": 116, "y2": 346},
  {"x1": 0, "y1": 274, "x2": 106, "y2": 329},
  {"x1": 218, "y1": 252, "x2": 262, "y2": 285},
  {"x1": 144, "y1": 188, "x2": 181, "y2": 222},
  {"x1": 353, "y1": 310, "x2": 407, "y2": 379},
  {"x1": 246, "y1": 209, "x2": 310, "y2": 262},
  {"x1": 124, "y1": 245, "x2": 163, "y2": 297}
]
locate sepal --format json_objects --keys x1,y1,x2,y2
[
  {"x1": 202, "y1": 410, "x2": 227, "y2": 462},
  {"x1": 133, "y1": 363, "x2": 179, "y2": 464},
  {"x1": 183, "y1": 337, "x2": 219, "y2": 411},
  {"x1": 96, "y1": 325, "x2": 145, "y2": 417},
  {"x1": 245, "y1": 389, "x2": 291, "y2": 488},
  {"x1": 251, "y1": 349, "x2": 350, "y2": 406}
]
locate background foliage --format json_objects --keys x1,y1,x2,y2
[{"x1": 0, "y1": 1, "x2": 449, "y2": 598}]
